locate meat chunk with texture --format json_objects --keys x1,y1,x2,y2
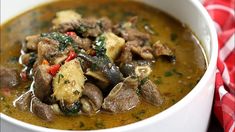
[
  {"x1": 152, "y1": 41, "x2": 175, "y2": 60},
  {"x1": 102, "y1": 77, "x2": 139, "y2": 113},
  {"x1": 24, "y1": 35, "x2": 40, "y2": 51},
  {"x1": 0, "y1": 66, "x2": 20, "y2": 88},
  {"x1": 140, "y1": 79, "x2": 164, "y2": 106},
  {"x1": 116, "y1": 45, "x2": 133, "y2": 64},
  {"x1": 37, "y1": 37, "x2": 59, "y2": 64},
  {"x1": 121, "y1": 28, "x2": 150, "y2": 44},
  {"x1": 126, "y1": 40, "x2": 154, "y2": 60},
  {"x1": 14, "y1": 91, "x2": 33, "y2": 111},
  {"x1": 117, "y1": 40, "x2": 154, "y2": 64},
  {"x1": 98, "y1": 17, "x2": 112, "y2": 31},
  {"x1": 72, "y1": 36, "x2": 92, "y2": 51},
  {"x1": 31, "y1": 97, "x2": 54, "y2": 121},
  {"x1": 34, "y1": 65, "x2": 52, "y2": 101},
  {"x1": 53, "y1": 17, "x2": 112, "y2": 37},
  {"x1": 80, "y1": 83, "x2": 103, "y2": 114}
]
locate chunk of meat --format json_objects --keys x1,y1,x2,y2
[
  {"x1": 116, "y1": 45, "x2": 133, "y2": 64},
  {"x1": 14, "y1": 91, "x2": 33, "y2": 111},
  {"x1": 102, "y1": 77, "x2": 139, "y2": 113},
  {"x1": 53, "y1": 17, "x2": 111, "y2": 38},
  {"x1": 121, "y1": 28, "x2": 150, "y2": 43},
  {"x1": 152, "y1": 41, "x2": 175, "y2": 59},
  {"x1": 140, "y1": 79, "x2": 164, "y2": 106},
  {"x1": 24, "y1": 35, "x2": 40, "y2": 51},
  {"x1": 98, "y1": 17, "x2": 112, "y2": 31},
  {"x1": 126, "y1": 41, "x2": 154, "y2": 60},
  {"x1": 72, "y1": 36, "x2": 92, "y2": 51},
  {"x1": 81, "y1": 83, "x2": 103, "y2": 114},
  {"x1": 0, "y1": 66, "x2": 20, "y2": 88},
  {"x1": 31, "y1": 97, "x2": 54, "y2": 121},
  {"x1": 34, "y1": 65, "x2": 52, "y2": 101},
  {"x1": 117, "y1": 41, "x2": 154, "y2": 64},
  {"x1": 113, "y1": 16, "x2": 138, "y2": 35},
  {"x1": 37, "y1": 38, "x2": 59, "y2": 64},
  {"x1": 76, "y1": 17, "x2": 103, "y2": 37}
]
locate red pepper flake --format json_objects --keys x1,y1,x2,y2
[
  {"x1": 66, "y1": 31, "x2": 77, "y2": 37},
  {"x1": 65, "y1": 50, "x2": 77, "y2": 62},
  {"x1": 48, "y1": 64, "x2": 61, "y2": 76},
  {"x1": 20, "y1": 71, "x2": 28, "y2": 81}
]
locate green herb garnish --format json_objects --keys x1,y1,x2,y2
[
  {"x1": 154, "y1": 76, "x2": 162, "y2": 84},
  {"x1": 95, "y1": 35, "x2": 106, "y2": 57},
  {"x1": 164, "y1": 70, "x2": 173, "y2": 77},
  {"x1": 58, "y1": 73, "x2": 64, "y2": 83}
]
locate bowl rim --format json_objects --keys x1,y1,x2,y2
[{"x1": 0, "y1": 0, "x2": 218, "y2": 131}]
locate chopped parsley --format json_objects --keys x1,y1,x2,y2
[
  {"x1": 58, "y1": 73, "x2": 64, "y2": 83},
  {"x1": 154, "y1": 76, "x2": 162, "y2": 84},
  {"x1": 95, "y1": 35, "x2": 106, "y2": 57},
  {"x1": 164, "y1": 70, "x2": 173, "y2": 77}
]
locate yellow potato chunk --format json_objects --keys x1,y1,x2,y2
[
  {"x1": 52, "y1": 60, "x2": 85, "y2": 104},
  {"x1": 52, "y1": 10, "x2": 81, "y2": 26},
  {"x1": 104, "y1": 32, "x2": 125, "y2": 62}
]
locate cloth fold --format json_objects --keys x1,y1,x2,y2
[{"x1": 203, "y1": 0, "x2": 235, "y2": 131}]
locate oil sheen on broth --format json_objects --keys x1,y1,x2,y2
[{"x1": 0, "y1": 0, "x2": 206, "y2": 130}]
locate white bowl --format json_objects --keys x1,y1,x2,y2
[{"x1": 0, "y1": 0, "x2": 218, "y2": 132}]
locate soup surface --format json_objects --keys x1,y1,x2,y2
[{"x1": 0, "y1": 0, "x2": 206, "y2": 130}]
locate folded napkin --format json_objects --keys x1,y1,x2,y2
[{"x1": 204, "y1": 0, "x2": 235, "y2": 131}]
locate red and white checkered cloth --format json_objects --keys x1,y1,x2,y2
[{"x1": 203, "y1": 0, "x2": 235, "y2": 131}]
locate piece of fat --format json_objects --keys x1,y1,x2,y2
[
  {"x1": 52, "y1": 10, "x2": 81, "y2": 26},
  {"x1": 104, "y1": 32, "x2": 125, "y2": 62},
  {"x1": 52, "y1": 59, "x2": 85, "y2": 104}
]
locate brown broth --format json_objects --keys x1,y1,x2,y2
[{"x1": 0, "y1": 0, "x2": 206, "y2": 130}]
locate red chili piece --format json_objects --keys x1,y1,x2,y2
[
  {"x1": 48, "y1": 64, "x2": 61, "y2": 76},
  {"x1": 66, "y1": 31, "x2": 77, "y2": 37},
  {"x1": 65, "y1": 51, "x2": 77, "y2": 62}
]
